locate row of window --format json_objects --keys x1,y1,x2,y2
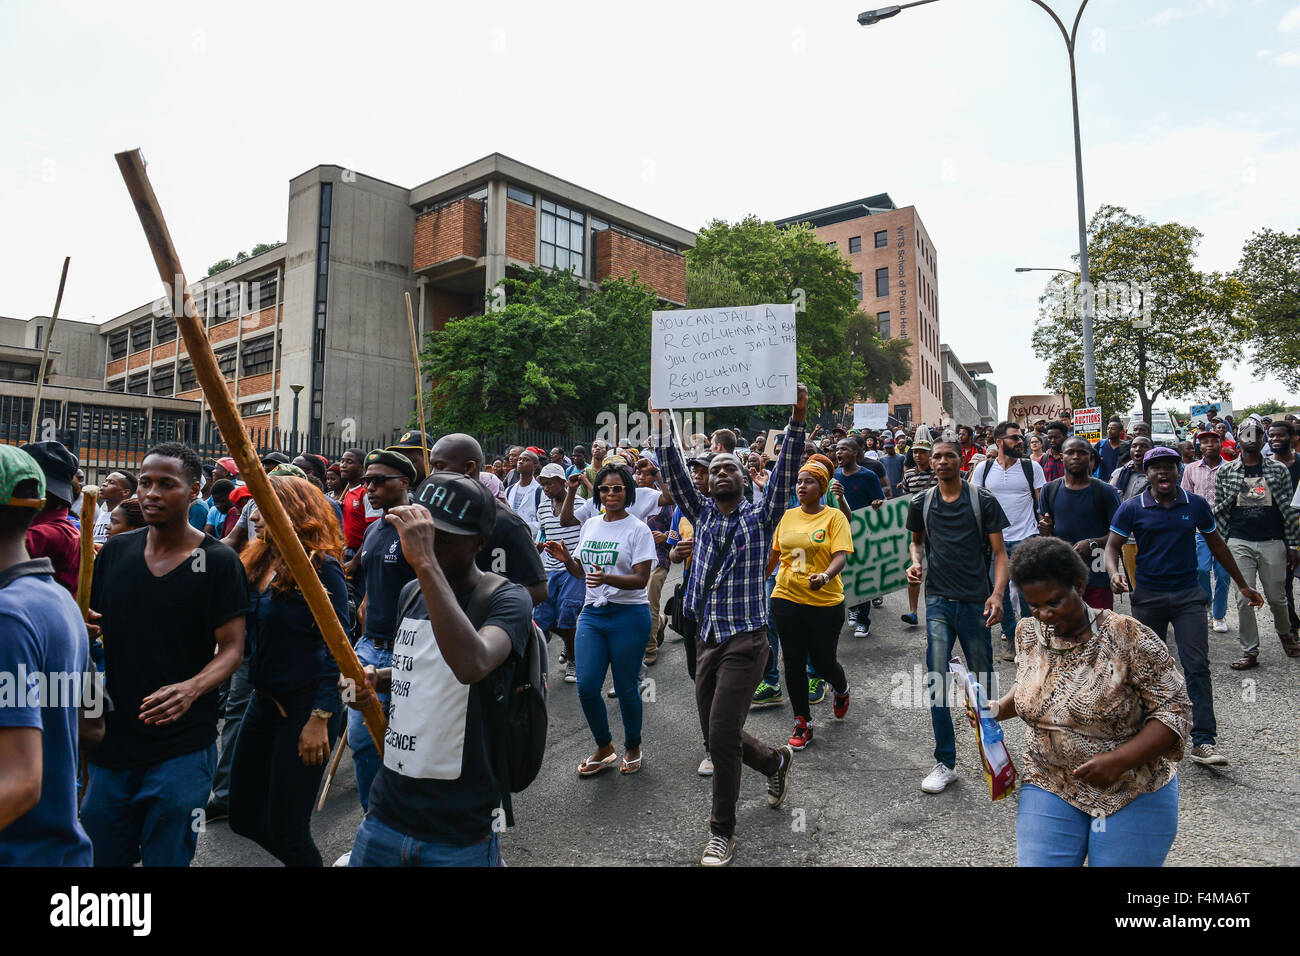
[
  {"x1": 106, "y1": 273, "x2": 280, "y2": 360},
  {"x1": 834, "y1": 231, "x2": 890, "y2": 256},
  {"x1": 0, "y1": 360, "x2": 39, "y2": 383},
  {"x1": 107, "y1": 335, "x2": 277, "y2": 395}
]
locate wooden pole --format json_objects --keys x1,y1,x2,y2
[
  {"x1": 114, "y1": 149, "x2": 386, "y2": 752},
  {"x1": 30, "y1": 256, "x2": 71, "y2": 444},
  {"x1": 405, "y1": 292, "x2": 431, "y2": 474},
  {"x1": 75, "y1": 485, "x2": 98, "y2": 620},
  {"x1": 316, "y1": 732, "x2": 348, "y2": 812}
]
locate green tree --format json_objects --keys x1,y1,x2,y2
[
  {"x1": 1234, "y1": 227, "x2": 1300, "y2": 388},
  {"x1": 1031, "y1": 204, "x2": 1247, "y2": 424},
  {"x1": 206, "y1": 240, "x2": 284, "y2": 276},
  {"x1": 418, "y1": 267, "x2": 658, "y2": 435},
  {"x1": 687, "y1": 216, "x2": 909, "y2": 423},
  {"x1": 1240, "y1": 397, "x2": 1289, "y2": 419}
]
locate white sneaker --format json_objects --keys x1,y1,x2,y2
[
  {"x1": 333, "y1": 851, "x2": 351, "y2": 867},
  {"x1": 698, "y1": 752, "x2": 714, "y2": 776},
  {"x1": 921, "y1": 762, "x2": 958, "y2": 794},
  {"x1": 1212, "y1": 619, "x2": 1229, "y2": 633},
  {"x1": 564, "y1": 661, "x2": 576, "y2": 683}
]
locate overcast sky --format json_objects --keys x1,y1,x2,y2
[{"x1": 3, "y1": 0, "x2": 1298, "y2": 415}]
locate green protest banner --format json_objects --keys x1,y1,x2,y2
[{"x1": 841, "y1": 496, "x2": 914, "y2": 608}]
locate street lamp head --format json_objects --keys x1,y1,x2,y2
[
  {"x1": 1014, "y1": 267, "x2": 1031, "y2": 272},
  {"x1": 290, "y1": 382, "x2": 304, "y2": 394},
  {"x1": 858, "y1": 5, "x2": 901, "y2": 26}
]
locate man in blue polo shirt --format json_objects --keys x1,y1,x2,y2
[{"x1": 1105, "y1": 445, "x2": 1262, "y2": 768}]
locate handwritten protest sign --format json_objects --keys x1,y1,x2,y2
[
  {"x1": 651, "y1": 304, "x2": 796, "y2": 409},
  {"x1": 841, "y1": 497, "x2": 914, "y2": 607},
  {"x1": 1007, "y1": 393, "x2": 1072, "y2": 428},
  {"x1": 853, "y1": 403, "x2": 889, "y2": 430}
]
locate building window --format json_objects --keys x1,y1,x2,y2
[
  {"x1": 854, "y1": 273, "x2": 863, "y2": 301},
  {"x1": 540, "y1": 198, "x2": 585, "y2": 276},
  {"x1": 107, "y1": 377, "x2": 126, "y2": 392},
  {"x1": 877, "y1": 311, "x2": 891, "y2": 338},
  {"x1": 0, "y1": 360, "x2": 37, "y2": 382},
  {"x1": 212, "y1": 284, "x2": 239, "y2": 321},
  {"x1": 506, "y1": 184, "x2": 534, "y2": 206},
  {"x1": 874, "y1": 230, "x2": 888, "y2": 249},
  {"x1": 178, "y1": 359, "x2": 197, "y2": 391},
  {"x1": 108, "y1": 330, "x2": 128, "y2": 361},
  {"x1": 127, "y1": 372, "x2": 149, "y2": 394},
  {"x1": 875, "y1": 267, "x2": 890, "y2": 298},
  {"x1": 216, "y1": 345, "x2": 237, "y2": 379},
  {"x1": 241, "y1": 336, "x2": 274, "y2": 376},
  {"x1": 240, "y1": 399, "x2": 272, "y2": 417},
  {"x1": 895, "y1": 403, "x2": 912, "y2": 423},
  {"x1": 130, "y1": 321, "x2": 152, "y2": 352},
  {"x1": 246, "y1": 271, "x2": 278, "y2": 311},
  {"x1": 849, "y1": 236, "x2": 862, "y2": 254},
  {"x1": 152, "y1": 364, "x2": 175, "y2": 397},
  {"x1": 826, "y1": 241, "x2": 837, "y2": 251},
  {"x1": 155, "y1": 316, "x2": 177, "y2": 344}
]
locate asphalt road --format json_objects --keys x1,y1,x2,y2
[{"x1": 195, "y1": 568, "x2": 1300, "y2": 867}]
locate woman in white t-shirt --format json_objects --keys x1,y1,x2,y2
[{"x1": 546, "y1": 463, "x2": 655, "y2": 777}]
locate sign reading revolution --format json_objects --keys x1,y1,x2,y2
[{"x1": 651, "y1": 304, "x2": 797, "y2": 409}]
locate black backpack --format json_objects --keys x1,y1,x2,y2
[
  {"x1": 395, "y1": 571, "x2": 548, "y2": 827},
  {"x1": 1040, "y1": 477, "x2": 1112, "y2": 529}
]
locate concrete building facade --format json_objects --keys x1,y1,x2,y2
[
  {"x1": 776, "y1": 194, "x2": 942, "y2": 426},
  {"x1": 939, "y1": 343, "x2": 982, "y2": 427}
]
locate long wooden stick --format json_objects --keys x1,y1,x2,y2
[
  {"x1": 30, "y1": 256, "x2": 71, "y2": 444},
  {"x1": 76, "y1": 485, "x2": 98, "y2": 619},
  {"x1": 317, "y1": 732, "x2": 348, "y2": 812},
  {"x1": 405, "y1": 292, "x2": 430, "y2": 473},
  {"x1": 115, "y1": 149, "x2": 385, "y2": 752}
]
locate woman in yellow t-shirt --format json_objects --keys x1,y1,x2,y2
[{"x1": 767, "y1": 459, "x2": 854, "y2": 750}]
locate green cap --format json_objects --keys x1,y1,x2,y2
[
  {"x1": 364, "y1": 449, "x2": 416, "y2": 483},
  {"x1": 0, "y1": 444, "x2": 47, "y2": 508},
  {"x1": 269, "y1": 463, "x2": 309, "y2": 480}
]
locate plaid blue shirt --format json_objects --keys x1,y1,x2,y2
[{"x1": 657, "y1": 421, "x2": 806, "y2": 642}]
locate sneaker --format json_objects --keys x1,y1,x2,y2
[
  {"x1": 767, "y1": 744, "x2": 794, "y2": 808},
  {"x1": 700, "y1": 833, "x2": 735, "y2": 867},
  {"x1": 204, "y1": 798, "x2": 228, "y2": 823},
  {"x1": 607, "y1": 685, "x2": 618, "y2": 698},
  {"x1": 1212, "y1": 619, "x2": 1228, "y2": 633},
  {"x1": 901, "y1": 612, "x2": 919, "y2": 627},
  {"x1": 751, "y1": 682, "x2": 783, "y2": 708},
  {"x1": 332, "y1": 851, "x2": 351, "y2": 867},
  {"x1": 832, "y1": 685, "x2": 850, "y2": 719},
  {"x1": 643, "y1": 650, "x2": 658, "y2": 666},
  {"x1": 853, "y1": 619, "x2": 870, "y2": 638},
  {"x1": 1190, "y1": 743, "x2": 1229, "y2": 767},
  {"x1": 564, "y1": 660, "x2": 576, "y2": 683},
  {"x1": 920, "y1": 762, "x2": 958, "y2": 793},
  {"x1": 872, "y1": 596, "x2": 885, "y2": 608},
  {"x1": 808, "y1": 678, "x2": 826, "y2": 704},
  {"x1": 999, "y1": 639, "x2": 1016, "y2": 662},
  {"x1": 557, "y1": 650, "x2": 567, "y2": 664},
  {"x1": 698, "y1": 751, "x2": 713, "y2": 776},
  {"x1": 788, "y1": 716, "x2": 812, "y2": 750}
]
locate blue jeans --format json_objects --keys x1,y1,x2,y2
[
  {"x1": 347, "y1": 636, "x2": 392, "y2": 811},
  {"x1": 1195, "y1": 533, "x2": 1230, "y2": 621},
  {"x1": 81, "y1": 744, "x2": 218, "y2": 866},
  {"x1": 993, "y1": 538, "x2": 1033, "y2": 639},
  {"x1": 1017, "y1": 778, "x2": 1179, "y2": 866},
  {"x1": 575, "y1": 602, "x2": 650, "y2": 749},
  {"x1": 925, "y1": 594, "x2": 995, "y2": 769},
  {"x1": 350, "y1": 813, "x2": 502, "y2": 867},
  {"x1": 209, "y1": 658, "x2": 253, "y2": 804}
]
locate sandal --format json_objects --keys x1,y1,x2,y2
[
  {"x1": 620, "y1": 752, "x2": 643, "y2": 775},
  {"x1": 1280, "y1": 633, "x2": 1300, "y2": 658},
  {"x1": 1230, "y1": 653, "x2": 1258, "y2": 670},
  {"x1": 577, "y1": 750, "x2": 619, "y2": 777}
]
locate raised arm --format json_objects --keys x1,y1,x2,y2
[
  {"x1": 761, "y1": 384, "x2": 809, "y2": 530},
  {"x1": 650, "y1": 402, "x2": 704, "y2": 523}
]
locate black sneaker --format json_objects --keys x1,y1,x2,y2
[
  {"x1": 205, "y1": 798, "x2": 228, "y2": 823},
  {"x1": 767, "y1": 744, "x2": 794, "y2": 808}
]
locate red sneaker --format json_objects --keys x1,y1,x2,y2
[
  {"x1": 833, "y1": 686, "x2": 850, "y2": 719},
  {"x1": 788, "y1": 716, "x2": 812, "y2": 750}
]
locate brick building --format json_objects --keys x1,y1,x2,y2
[{"x1": 775, "y1": 195, "x2": 942, "y2": 426}]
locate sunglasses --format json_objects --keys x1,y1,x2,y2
[
  {"x1": 362, "y1": 474, "x2": 406, "y2": 487},
  {"x1": 597, "y1": 484, "x2": 626, "y2": 494}
]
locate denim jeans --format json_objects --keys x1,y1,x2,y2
[
  {"x1": 925, "y1": 594, "x2": 995, "y2": 769},
  {"x1": 81, "y1": 744, "x2": 218, "y2": 867},
  {"x1": 209, "y1": 658, "x2": 253, "y2": 804},
  {"x1": 347, "y1": 636, "x2": 392, "y2": 811},
  {"x1": 992, "y1": 538, "x2": 1033, "y2": 639},
  {"x1": 1130, "y1": 587, "x2": 1216, "y2": 746},
  {"x1": 1195, "y1": 533, "x2": 1230, "y2": 621},
  {"x1": 1017, "y1": 778, "x2": 1179, "y2": 866},
  {"x1": 575, "y1": 602, "x2": 651, "y2": 750},
  {"x1": 350, "y1": 813, "x2": 502, "y2": 867}
]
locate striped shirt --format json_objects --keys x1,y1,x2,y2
[{"x1": 536, "y1": 496, "x2": 582, "y2": 574}]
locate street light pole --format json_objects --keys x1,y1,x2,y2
[
  {"x1": 290, "y1": 383, "x2": 304, "y2": 455},
  {"x1": 859, "y1": 0, "x2": 1096, "y2": 407}
]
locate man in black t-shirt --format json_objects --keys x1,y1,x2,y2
[
  {"x1": 905, "y1": 440, "x2": 1009, "y2": 796},
  {"x1": 81, "y1": 443, "x2": 248, "y2": 866},
  {"x1": 348, "y1": 473, "x2": 532, "y2": 866}
]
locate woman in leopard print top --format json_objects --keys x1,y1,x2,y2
[{"x1": 980, "y1": 536, "x2": 1192, "y2": 866}]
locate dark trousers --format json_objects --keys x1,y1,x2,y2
[
  {"x1": 1130, "y1": 586, "x2": 1216, "y2": 746},
  {"x1": 695, "y1": 628, "x2": 782, "y2": 838},
  {"x1": 682, "y1": 615, "x2": 698, "y2": 681},
  {"x1": 771, "y1": 598, "x2": 847, "y2": 720},
  {"x1": 229, "y1": 687, "x2": 343, "y2": 867},
  {"x1": 1288, "y1": 573, "x2": 1300, "y2": 633}
]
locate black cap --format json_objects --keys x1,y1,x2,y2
[
  {"x1": 414, "y1": 472, "x2": 497, "y2": 536},
  {"x1": 260, "y1": 451, "x2": 291, "y2": 467},
  {"x1": 364, "y1": 449, "x2": 417, "y2": 483},
  {"x1": 20, "y1": 440, "x2": 77, "y2": 504},
  {"x1": 686, "y1": 452, "x2": 715, "y2": 469},
  {"x1": 388, "y1": 430, "x2": 430, "y2": 453}
]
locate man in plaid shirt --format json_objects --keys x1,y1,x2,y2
[
  {"x1": 1040, "y1": 420, "x2": 1068, "y2": 483},
  {"x1": 652, "y1": 385, "x2": 808, "y2": 867}
]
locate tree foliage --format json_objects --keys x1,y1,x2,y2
[
  {"x1": 1031, "y1": 204, "x2": 1247, "y2": 424},
  {"x1": 1240, "y1": 397, "x2": 1289, "y2": 419},
  {"x1": 418, "y1": 267, "x2": 659, "y2": 436},
  {"x1": 207, "y1": 241, "x2": 285, "y2": 276},
  {"x1": 1234, "y1": 227, "x2": 1300, "y2": 389},
  {"x1": 687, "y1": 216, "x2": 909, "y2": 423}
]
